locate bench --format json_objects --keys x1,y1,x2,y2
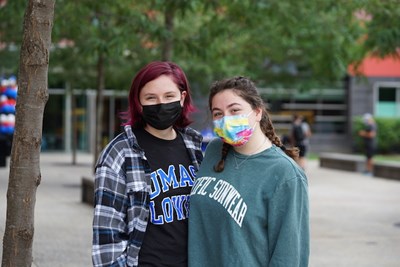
[
  {"x1": 319, "y1": 153, "x2": 366, "y2": 172},
  {"x1": 81, "y1": 177, "x2": 94, "y2": 206},
  {"x1": 373, "y1": 162, "x2": 400, "y2": 181}
]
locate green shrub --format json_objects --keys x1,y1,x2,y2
[{"x1": 353, "y1": 116, "x2": 400, "y2": 153}]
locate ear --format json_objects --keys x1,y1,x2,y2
[
  {"x1": 255, "y1": 107, "x2": 263, "y2": 122},
  {"x1": 180, "y1": 91, "x2": 187, "y2": 106}
]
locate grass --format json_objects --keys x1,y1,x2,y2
[
  {"x1": 374, "y1": 154, "x2": 400, "y2": 163},
  {"x1": 307, "y1": 152, "x2": 400, "y2": 163}
]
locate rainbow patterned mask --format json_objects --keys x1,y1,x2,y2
[{"x1": 213, "y1": 112, "x2": 254, "y2": 146}]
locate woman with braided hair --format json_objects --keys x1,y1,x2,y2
[{"x1": 188, "y1": 76, "x2": 309, "y2": 267}]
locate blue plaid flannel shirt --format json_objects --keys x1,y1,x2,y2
[{"x1": 92, "y1": 125, "x2": 203, "y2": 267}]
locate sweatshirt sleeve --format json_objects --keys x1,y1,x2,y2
[{"x1": 267, "y1": 176, "x2": 310, "y2": 267}]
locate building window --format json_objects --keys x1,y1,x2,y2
[{"x1": 376, "y1": 86, "x2": 399, "y2": 117}]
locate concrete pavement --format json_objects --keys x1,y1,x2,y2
[
  {"x1": 0, "y1": 153, "x2": 94, "y2": 267},
  {"x1": 1, "y1": 153, "x2": 400, "y2": 267},
  {"x1": 308, "y1": 160, "x2": 400, "y2": 267}
]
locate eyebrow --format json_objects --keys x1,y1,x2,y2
[{"x1": 211, "y1": 102, "x2": 242, "y2": 112}]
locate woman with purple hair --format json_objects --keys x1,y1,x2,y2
[{"x1": 92, "y1": 61, "x2": 203, "y2": 267}]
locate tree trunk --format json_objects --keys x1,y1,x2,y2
[
  {"x1": 162, "y1": 7, "x2": 175, "y2": 61},
  {"x1": 93, "y1": 51, "x2": 105, "y2": 170},
  {"x1": 1, "y1": 1, "x2": 54, "y2": 267}
]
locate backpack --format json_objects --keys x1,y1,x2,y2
[{"x1": 292, "y1": 124, "x2": 305, "y2": 144}]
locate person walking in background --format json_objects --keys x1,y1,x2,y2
[
  {"x1": 358, "y1": 113, "x2": 377, "y2": 176},
  {"x1": 291, "y1": 114, "x2": 312, "y2": 169},
  {"x1": 92, "y1": 61, "x2": 203, "y2": 267},
  {"x1": 188, "y1": 76, "x2": 309, "y2": 267}
]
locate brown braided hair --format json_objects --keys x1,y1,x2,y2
[{"x1": 210, "y1": 76, "x2": 299, "y2": 172}]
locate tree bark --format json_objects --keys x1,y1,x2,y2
[{"x1": 1, "y1": 1, "x2": 54, "y2": 266}]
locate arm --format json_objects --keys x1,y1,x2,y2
[
  {"x1": 268, "y1": 177, "x2": 310, "y2": 267},
  {"x1": 92, "y1": 163, "x2": 130, "y2": 267},
  {"x1": 359, "y1": 124, "x2": 376, "y2": 138},
  {"x1": 304, "y1": 123, "x2": 312, "y2": 138},
  {"x1": 181, "y1": 128, "x2": 204, "y2": 171}
]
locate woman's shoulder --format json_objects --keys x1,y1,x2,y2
[
  {"x1": 204, "y1": 137, "x2": 223, "y2": 151},
  {"x1": 107, "y1": 128, "x2": 135, "y2": 150},
  {"x1": 270, "y1": 146, "x2": 308, "y2": 184},
  {"x1": 97, "y1": 127, "x2": 139, "y2": 166},
  {"x1": 178, "y1": 127, "x2": 203, "y2": 142}
]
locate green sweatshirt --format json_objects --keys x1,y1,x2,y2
[{"x1": 188, "y1": 138, "x2": 309, "y2": 267}]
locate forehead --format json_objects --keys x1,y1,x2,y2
[
  {"x1": 211, "y1": 89, "x2": 249, "y2": 110},
  {"x1": 140, "y1": 75, "x2": 180, "y2": 95}
]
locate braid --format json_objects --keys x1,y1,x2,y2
[
  {"x1": 262, "y1": 111, "x2": 299, "y2": 161},
  {"x1": 214, "y1": 142, "x2": 231, "y2": 172}
]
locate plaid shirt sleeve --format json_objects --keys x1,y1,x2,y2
[{"x1": 92, "y1": 133, "x2": 150, "y2": 267}]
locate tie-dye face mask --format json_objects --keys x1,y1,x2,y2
[{"x1": 213, "y1": 112, "x2": 255, "y2": 146}]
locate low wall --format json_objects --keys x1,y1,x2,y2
[
  {"x1": 81, "y1": 177, "x2": 94, "y2": 206},
  {"x1": 320, "y1": 153, "x2": 400, "y2": 181},
  {"x1": 374, "y1": 162, "x2": 400, "y2": 181},
  {"x1": 319, "y1": 153, "x2": 366, "y2": 172}
]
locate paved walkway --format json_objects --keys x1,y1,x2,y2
[{"x1": 1, "y1": 153, "x2": 400, "y2": 267}]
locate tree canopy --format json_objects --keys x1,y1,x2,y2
[{"x1": 0, "y1": 0, "x2": 399, "y2": 93}]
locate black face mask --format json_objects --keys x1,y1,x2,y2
[{"x1": 142, "y1": 100, "x2": 182, "y2": 130}]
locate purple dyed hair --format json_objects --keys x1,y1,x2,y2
[{"x1": 121, "y1": 61, "x2": 195, "y2": 128}]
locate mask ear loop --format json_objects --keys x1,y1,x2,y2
[
  {"x1": 246, "y1": 111, "x2": 257, "y2": 131},
  {"x1": 246, "y1": 111, "x2": 253, "y2": 117},
  {"x1": 251, "y1": 121, "x2": 257, "y2": 131},
  {"x1": 249, "y1": 107, "x2": 265, "y2": 132}
]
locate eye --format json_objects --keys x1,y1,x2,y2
[
  {"x1": 212, "y1": 111, "x2": 223, "y2": 119},
  {"x1": 163, "y1": 92, "x2": 179, "y2": 101},
  {"x1": 230, "y1": 108, "x2": 242, "y2": 115}
]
